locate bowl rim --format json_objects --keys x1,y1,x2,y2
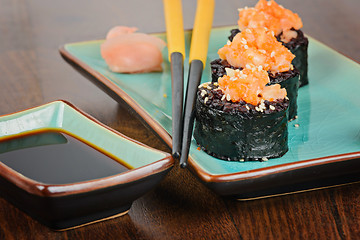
[{"x1": 0, "y1": 100, "x2": 174, "y2": 197}]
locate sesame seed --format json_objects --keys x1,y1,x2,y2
[
  {"x1": 244, "y1": 45, "x2": 249, "y2": 49},
  {"x1": 259, "y1": 49, "x2": 266, "y2": 54},
  {"x1": 262, "y1": 157, "x2": 268, "y2": 161},
  {"x1": 246, "y1": 29, "x2": 252, "y2": 33},
  {"x1": 240, "y1": 159, "x2": 245, "y2": 162},
  {"x1": 245, "y1": 105, "x2": 250, "y2": 110},
  {"x1": 226, "y1": 94, "x2": 231, "y2": 101},
  {"x1": 255, "y1": 107, "x2": 260, "y2": 111},
  {"x1": 294, "y1": 124, "x2": 300, "y2": 128},
  {"x1": 264, "y1": 27, "x2": 268, "y2": 31},
  {"x1": 295, "y1": 115, "x2": 298, "y2": 119},
  {"x1": 213, "y1": 82, "x2": 218, "y2": 86},
  {"x1": 271, "y1": 51, "x2": 275, "y2": 57},
  {"x1": 291, "y1": 65, "x2": 294, "y2": 70},
  {"x1": 207, "y1": 85, "x2": 212, "y2": 90},
  {"x1": 269, "y1": 105, "x2": 275, "y2": 110},
  {"x1": 201, "y1": 90, "x2": 207, "y2": 97},
  {"x1": 225, "y1": 67, "x2": 235, "y2": 77},
  {"x1": 267, "y1": 1, "x2": 271, "y2": 6},
  {"x1": 221, "y1": 95, "x2": 226, "y2": 101},
  {"x1": 227, "y1": 40, "x2": 231, "y2": 46},
  {"x1": 241, "y1": 38, "x2": 247, "y2": 44},
  {"x1": 285, "y1": 96, "x2": 289, "y2": 100},
  {"x1": 204, "y1": 97, "x2": 209, "y2": 104},
  {"x1": 246, "y1": 64, "x2": 251, "y2": 69},
  {"x1": 258, "y1": 66, "x2": 263, "y2": 71}
]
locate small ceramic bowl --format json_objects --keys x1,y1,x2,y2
[{"x1": 0, "y1": 100, "x2": 173, "y2": 230}]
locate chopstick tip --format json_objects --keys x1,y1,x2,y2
[
  {"x1": 180, "y1": 162, "x2": 187, "y2": 168},
  {"x1": 172, "y1": 151, "x2": 180, "y2": 160}
]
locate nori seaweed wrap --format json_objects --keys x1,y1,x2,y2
[
  {"x1": 228, "y1": 28, "x2": 308, "y2": 87},
  {"x1": 278, "y1": 29, "x2": 309, "y2": 87},
  {"x1": 194, "y1": 83, "x2": 289, "y2": 161},
  {"x1": 268, "y1": 68, "x2": 299, "y2": 120},
  {"x1": 211, "y1": 59, "x2": 300, "y2": 120}
]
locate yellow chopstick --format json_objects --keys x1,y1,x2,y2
[
  {"x1": 163, "y1": 0, "x2": 185, "y2": 159},
  {"x1": 180, "y1": 0, "x2": 215, "y2": 168},
  {"x1": 163, "y1": 0, "x2": 185, "y2": 60},
  {"x1": 189, "y1": 0, "x2": 215, "y2": 66}
]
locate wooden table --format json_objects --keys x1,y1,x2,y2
[{"x1": 0, "y1": 0, "x2": 359, "y2": 239}]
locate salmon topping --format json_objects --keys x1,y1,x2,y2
[
  {"x1": 218, "y1": 67, "x2": 286, "y2": 106},
  {"x1": 218, "y1": 27, "x2": 295, "y2": 74},
  {"x1": 238, "y1": 0, "x2": 303, "y2": 43}
]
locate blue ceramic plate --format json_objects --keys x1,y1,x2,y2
[
  {"x1": 0, "y1": 100, "x2": 173, "y2": 230},
  {"x1": 60, "y1": 26, "x2": 360, "y2": 200}
]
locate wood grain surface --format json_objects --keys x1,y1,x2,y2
[{"x1": 0, "y1": 0, "x2": 359, "y2": 239}]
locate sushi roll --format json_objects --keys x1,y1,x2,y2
[
  {"x1": 230, "y1": 0, "x2": 308, "y2": 87},
  {"x1": 194, "y1": 67, "x2": 289, "y2": 161},
  {"x1": 211, "y1": 27, "x2": 299, "y2": 120}
]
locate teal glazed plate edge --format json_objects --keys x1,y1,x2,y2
[
  {"x1": 59, "y1": 26, "x2": 360, "y2": 200},
  {"x1": 0, "y1": 100, "x2": 174, "y2": 230}
]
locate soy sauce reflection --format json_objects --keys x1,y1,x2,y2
[{"x1": 0, "y1": 130, "x2": 131, "y2": 184}]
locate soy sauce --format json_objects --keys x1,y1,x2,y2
[{"x1": 0, "y1": 130, "x2": 131, "y2": 184}]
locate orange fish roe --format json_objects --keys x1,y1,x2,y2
[
  {"x1": 217, "y1": 27, "x2": 295, "y2": 74},
  {"x1": 218, "y1": 67, "x2": 286, "y2": 106},
  {"x1": 238, "y1": 0, "x2": 303, "y2": 43}
]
